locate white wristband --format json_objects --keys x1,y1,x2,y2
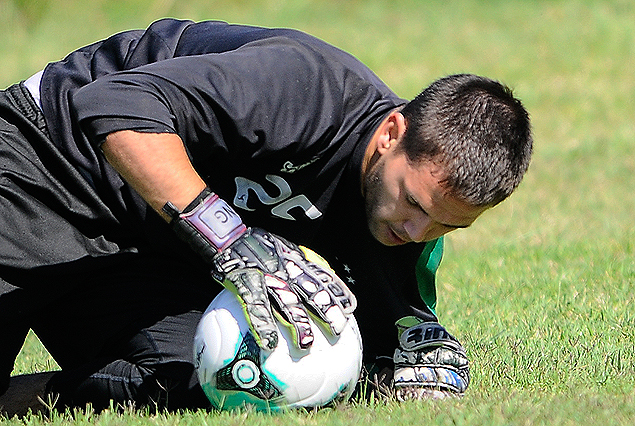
[{"x1": 180, "y1": 193, "x2": 246, "y2": 251}]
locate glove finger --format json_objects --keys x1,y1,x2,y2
[
  {"x1": 284, "y1": 257, "x2": 356, "y2": 336},
  {"x1": 393, "y1": 365, "x2": 469, "y2": 394},
  {"x1": 394, "y1": 347, "x2": 469, "y2": 369},
  {"x1": 395, "y1": 386, "x2": 451, "y2": 402},
  {"x1": 224, "y1": 269, "x2": 279, "y2": 351},
  {"x1": 293, "y1": 272, "x2": 348, "y2": 336},
  {"x1": 299, "y1": 246, "x2": 357, "y2": 316},
  {"x1": 264, "y1": 274, "x2": 314, "y2": 349}
]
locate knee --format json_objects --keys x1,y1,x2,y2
[{"x1": 47, "y1": 359, "x2": 208, "y2": 412}]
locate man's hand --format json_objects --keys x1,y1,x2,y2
[
  {"x1": 393, "y1": 320, "x2": 470, "y2": 401},
  {"x1": 164, "y1": 187, "x2": 356, "y2": 351},
  {"x1": 213, "y1": 228, "x2": 356, "y2": 350}
]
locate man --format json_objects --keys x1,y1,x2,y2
[{"x1": 0, "y1": 18, "x2": 532, "y2": 415}]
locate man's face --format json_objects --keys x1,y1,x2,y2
[{"x1": 363, "y1": 149, "x2": 488, "y2": 246}]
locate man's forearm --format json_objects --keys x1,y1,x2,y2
[{"x1": 101, "y1": 130, "x2": 207, "y2": 221}]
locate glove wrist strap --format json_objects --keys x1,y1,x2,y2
[
  {"x1": 163, "y1": 188, "x2": 247, "y2": 262},
  {"x1": 397, "y1": 321, "x2": 465, "y2": 354}
]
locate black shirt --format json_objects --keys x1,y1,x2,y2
[{"x1": 39, "y1": 18, "x2": 442, "y2": 360}]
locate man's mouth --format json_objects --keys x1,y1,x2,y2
[{"x1": 387, "y1": 225, "x2": 408, "y2": 245}]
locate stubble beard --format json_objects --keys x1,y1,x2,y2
[{"x1": 362, "y1": 159, "x2": 385, "y2": 243}]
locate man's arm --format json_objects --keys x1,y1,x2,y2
[
  {"x1": 100, "y1": 130, "x2": 356, "y2": 350},
  {"x1": 101, "y1": 130, "x2": 206, "y2": 221}
]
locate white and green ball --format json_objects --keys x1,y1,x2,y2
[{"x1": 194, "y1": 289, "x2": 363, "y2": 412}]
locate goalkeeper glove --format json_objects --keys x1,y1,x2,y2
[
  {"x1": 163, "y1": 187, "x2": 356, "y2": 351},
  {"x1": 393, "y1": 319, "x2": 470, "y2": 400}
]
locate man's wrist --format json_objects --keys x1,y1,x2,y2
[{"x1": 163, "y1": 188, "x2": 247, "y2": 260}]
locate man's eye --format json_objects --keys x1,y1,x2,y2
[{"x1": 406, "y1": 195, "x2": 429, "y2": 216}]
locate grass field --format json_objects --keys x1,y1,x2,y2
[{"x1": 2, "y1": 0, "x2": 634, "y2": 424}]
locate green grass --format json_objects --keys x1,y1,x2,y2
[{"x1": 2, "y1": 0, "x2": 635, "y2": 424}]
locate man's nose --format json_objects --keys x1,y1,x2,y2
[{"x1": 403, "y1": 216, "x2": 431, "y2": 243}]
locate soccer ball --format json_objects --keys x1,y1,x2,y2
[{"x1": 193, "y1": 289, "x2": 363, "y2": 412}]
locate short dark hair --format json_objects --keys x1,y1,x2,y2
[{"x1": 399, "y1": 74, "x2": 533, "y2": 207}]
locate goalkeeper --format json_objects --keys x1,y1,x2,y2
[{"x1": 0, "y1": 19, "x2": 532, "y2": 415}]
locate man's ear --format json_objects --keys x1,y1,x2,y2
[{"x1": 377, "y1": 111, "x2": 406, "y2": 155}]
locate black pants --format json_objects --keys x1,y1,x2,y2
[
  {"x1": 46, "y1": 254, "x2": 216, "y2": 411},
  {"x1": 2, "y1": 253, "x2": 216, "y2": 412},
  {"x1": 0, "y1": 83, "x2": 215, "y2": 411},
  {"x1": 2, "y1": 252, "x2": 216, "y2": 412}
]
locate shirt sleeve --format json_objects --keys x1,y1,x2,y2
[
  {"x1": 71, "y1": 33, "x2": 397, "y2": 166},
  {"x1": 72, "y1": 37, "x2": 363, "y2": 149}
]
